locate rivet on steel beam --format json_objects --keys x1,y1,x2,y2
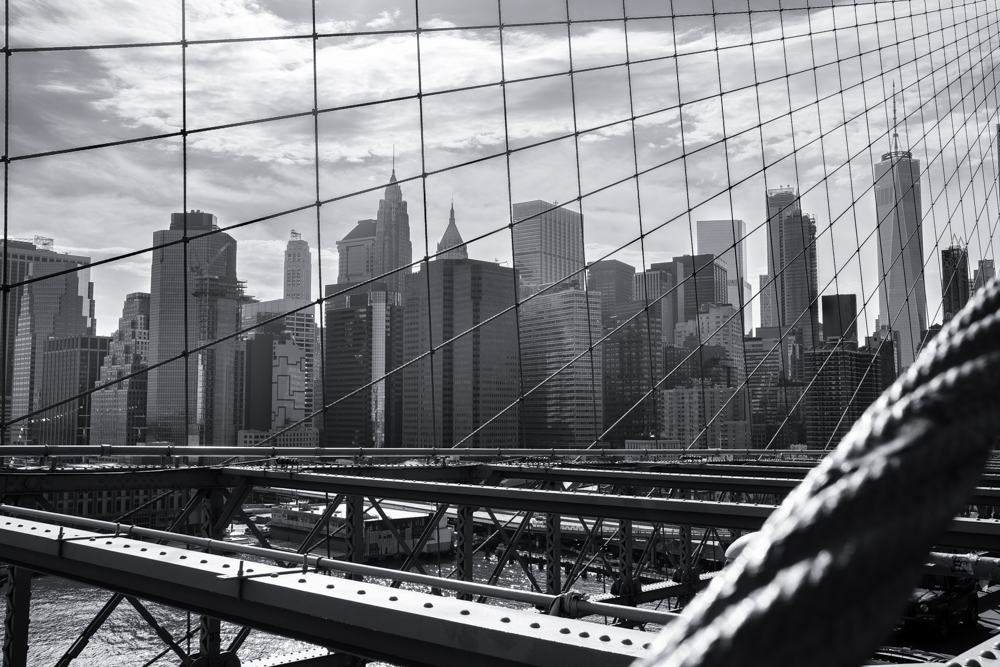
[
  {"x1": 326, "y1": 584, "x2": 334, "y2": 589},
  {"x1": 298, "y1": 579, "x2": 307, "y2": 583},
  {"x1": 530, "y1": 622, "x2": 540, "y2": 628},
  {"x1": 389, "y1": 596, "x2": 398, "y2": 601},
  {"x1": 623, "y1": 639, "x2": 633, "y2": 645},
  {"x1": 501, "y1": 617, "x2": 510, "y2": 623},
  {"x1": 966, "y1": 660, "x2": 983, "y2": 667},
  {"x1": 643, "y1": 643, "x2": 651, "y2": 650},
  {"x1": 580, "y1": 632, "x2": 589, "y2": 638},
  {"x1": 357, "y1": 590, "x2": 366, "y2": 595},
  {"x1": 600, "y1": 635, "x2": 611, "y2": 642},
  {"x1": 560, "y1": 628, "x2": 570, "y2": 634},
  {"x1": 981, "y1": 651, "x2": 997, "y2": 659}
]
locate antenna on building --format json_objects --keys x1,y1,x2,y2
[
  {"x1": 290, "y1": 229, "x2": 301, "y2": 241},
  {"x1": 892, "y1": 81, "x2": 900, "y2": 153},
  {"x1": 392, "y1": 144, "x2": 395, "y2": 172}
]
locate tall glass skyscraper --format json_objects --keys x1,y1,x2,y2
[
  {"x1": 374, "y1": 170, "x2": 412, "y2": 295},
  {"x1": 512, "y1": 200, "x2": 585, "y2": 293},
  {"x1": 146, "y1": 211, "x2": 241, "y2": 446},
  {"x1": 697, "y1": 219, "x2": 752, "y2": 332},
  {"x1": 874, "y1": 130, "x2": 924, "y2": 369}
]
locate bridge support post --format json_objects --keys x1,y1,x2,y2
[
  {"x1": 456, "y1": 506, "x2": 475, "y2": 599},
  {"x1": 2, "y1": 566, "x2": 31, "y2": 667},
  {"x1": 346, "y1": 495, "x2": 365, "y2": 579},
  {"x1": 545, "y1": 513, "x2": 561, "y2": 595},
  {"x1": 200, "y1": 489, "x2": 224, "y2": 661},
  {"x1": 613, "y1": 520, "x2": 635, "y2": 606}
]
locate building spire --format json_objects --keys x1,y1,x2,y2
[
  {"x1": 438, "y1": 201, "x2": 468, "y2": 260},
  {"x1": 892, "y1": 81, "x2": 900, "y2": 153}
]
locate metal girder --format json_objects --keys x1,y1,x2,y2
[
  {"x1": 0, "y1": 468, "x2": 232, "y2": 495},
  {"x1": 2, "y1": 566, "x2": 31, "y2": 667},
  {"x1": 223, "y1": 468, "x2": 774, "y2": 529},
  {"x1": 0, "y1": 516, "x2": 653, "y2": 667}
]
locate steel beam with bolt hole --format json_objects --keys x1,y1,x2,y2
[{"x1": 0, "y1": 515, "x2": 654, "y2": 667}]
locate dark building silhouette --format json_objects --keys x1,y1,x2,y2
[
  {"x1": 402, "y1": 254, "x2": 519, "y2": 447},
  {"x1": 804, "y1": 342, "x2": 882, "y2": 448},
  {"x1": 437, "y1": 203, "x2": 468, "y2": 260},
  {"x1": 602, "y1": 301, "x2": 662, "y2": 444},
  {"x1": 673, "y1": 254, "x2": 727, "y2": 323},
  {"x1": 973, "y1": 259, "x2": 996, "y2": 291},
  {"x1": 589, "y1": 259, "x2": 635, "y2": 325},
  {"x1": 941, "y1": 245, "x2": 971, "y2": 322},
  {"x1": 821, "y1": 294, "x2": 858, "y2": 343},
  {"x1": 636, "y1": 264, "x2": 678, "y2": 344},
  {"x1": 324, "y1": 282, "x2": 403, "y2": 448},
  {"x1": 763, "y1": 186, "x2": 799, "y2": 328},
  {"x1": 91, "y1": 293, "x2": 150, "y2": 446},
  {"x1": 780, "y1": 210, "x2": 819, "y2": 349},
  {"x1": 38, "y1": 335, "x2": 110, "y2": 445},
  {"x1": 147, "y1": 211, "x2": 242, "y2": 446}
]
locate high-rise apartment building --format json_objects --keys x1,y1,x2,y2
[
  {"x1": 659, "y1": 382, "x2": 749, "y2": 449},
  {"x1": 804, "y1": 342, "x2": 882, "y2": 448},
  {"x1": 759, "y1": 273, "x2": 778, "y2": 328},
  {"x1": 437, "y1": 203, "x2": 468, "y2": 260},
  {"x1": 941, "y1": 245, "x2": 970, "y2": 322},
  {"x1": 283, "y1": 230, "x2": 312, "y2": 301},
  {"x1": 765, "y1": 186, "x2": 798, "y2": 324},
  {"x1": 519, "y1": 285, "x2": 602, "y2": 448},
  {"x1": 91, "y1": 293, "x2": 150, "y2": 446},
  {"x1": 3, "y1": 238, "x2": 91, "y2": 421},
  {"x1": 402, "y1": 251, "x2": 520, "y2": 447},
  {"x1": 602, "y1": 301, "x2": 662, "y2": 444},
  {"x1": 697, "y1": 219, "x2": 753, "y2": 332},
  {"x1": 242, "y1": 300, "x2": 316, "y2": 424},
  {"x1": 512, "y1": 200, "x2": 585, "y2": 294},
  {"x1": 38, "y1": 335, "x2": 110, "y2": 445},
  {"x1": 874, "y1": 116, "x2": 925, "y2": 370},
  {"x1": 10, "y1": 258, "x2": 96, "y2": 444},
  {"x1": 146, "y1": 211, "x2": 241, "y2": 446},
  {"x1": 697, "y1": 303, "x2": 746, "y2": 386},
  {"x1": 374, "y1": 171, "x2": 412, "y2": 296},
  {"x1": 821, "y1": 294, "x2": 858, "y2": 343},
  {"x1": 589, "y1": 259, "x2": 635, "y2": 325}
]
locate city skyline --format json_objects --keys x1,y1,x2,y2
[{"x1": 7, "y1": 0, "x2": 993, "y2": 350}]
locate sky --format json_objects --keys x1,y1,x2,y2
[{"x1": 4, "y1": 0, "x2": 999, "y2": 344}]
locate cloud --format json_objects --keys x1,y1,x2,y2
[{"x1": 3, "y1": 0, "x2": 993, "y2": 343}]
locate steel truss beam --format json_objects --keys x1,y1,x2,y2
[{"x1": 0, "y1": 515, "x2": 653, "y2": 667}]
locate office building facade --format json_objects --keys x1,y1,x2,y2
[
  {"x1": 38, "y1": 335, "x2": 110, "y2": 445},
  {"x1": 91, "y1": 292, "x2": 151, "y2": 446},
  {"x1": 589, "y1": 259, "x2": 635, "y2": 325},
  {"x1": 146, "y1": 210, "x2": 241, "y2": 446},
  {"x1": 941, "y1": 245, "x2": 970, "y2": 322},
  {"x1": 402, "y1": 255, "x2": 520, "y2": 447},
  {"x1": 602, "y1": 301, "x2": 662, "y2": 444},
  {"x1": 874, "y1": 142, "x2": 925, "y2": 369},
  {"x1": 698, "y1": 219, "x2": 753, "y2": 332},
  {"x1": 512, "y1": 200, "x2": 585, "y2": 293},
  {"x1": 284, "y1": 230, "x2": 312, "y2": 301},
  {"x1": 821, "y1": 294, "x2": 858, "y2": 343}
]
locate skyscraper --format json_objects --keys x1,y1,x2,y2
[
  {"x1": 512, "y1": 200, "x2": 585, "y2": 293},
  {"x1": 780, "y1": 210, "x2": 820, "y2": 349},
  {"x1": 146, "y1": 211, "x2": 241, "y2": 446},
  {"x1": 941, "y1": 245, "x2": 970, "y2": 322},
  {"x1": 402, "y1": 237, "x2": 519, "y2": 447},
  {"x1": 337, "y1": 220, "x2": 377, "y2": 284},
  {"x1": 821, "y1": 294, "x2": 858, "y2": 343},
  {"x1": 765, "y1": 186, "x2": 799, "y2": 323},
  {"x1": 804, "y1": 342, "x2": 882, "y2": 448},
  {"x1": 11, "y1": 259, "x2": 97, "y2": 444},
  {"x1": 437, "y1": 203, "x2": 468, "y2": 260},
  {"x1": 91, "y1": 293, "x2": 151, "y2": 446},
  {"x1": 283, "y1": 230, "x2": 312, "y2": 301},
  {"x1": 324, "y1": 177, "x2": 412, "y2": 447},
  {"x1": 374, "y1": 170, "x2": 412, "y2": 296},
  {"x1": 973, "y1": 259, "x2": 996, "y2": 292},
  {"x1": 602, "y1": 300, "x2": 662, "y2": 444},
  {"x1": 764, "y1": 188, "x2": 819, "y2": 348},
  {"x1": 38, "y1": 335, "x2": 110, "y2": 445},
  {"x1": 589, "y1": 259, "x2": 635, "y2": 325},
  {"x1": 635, "y1": 264, "x2": 677, "y2": 344},
  {"x1": 874, "y1": 101, "x2": 925, "y2": 369},
  {"x1": 2, "y1": 238, "x2": 91, "y2": 422},
  {"x1": 674, "y1": 254, "x2": 728, "y2": 322},
  {"x1": 697, "y1": 219, "x2": 752, "y2": 331},
  {"x1": 519, "y1": 285, "x2": 602, "y2": 448}
]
